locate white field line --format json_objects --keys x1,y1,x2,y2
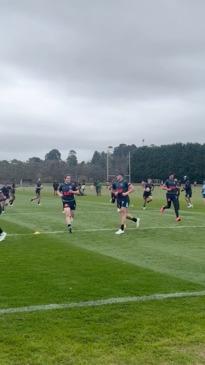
[
  {"x1": 6, "y1": 225, "x2": 205, "y2": 237},
  {"x1": 1, "y1": 290, "x2": 205, "y2": 315}
]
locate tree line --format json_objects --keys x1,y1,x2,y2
[{"x1": 0, "y1": 143, "x2": 204, "y2": 184}]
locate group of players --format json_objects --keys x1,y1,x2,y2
[{"x1": 0, "y1": 174, "x2": 205, "y2": 241}]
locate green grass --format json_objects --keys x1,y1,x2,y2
[{"x1": 0, "y1": 185, "x2": 205, "y2": 364}]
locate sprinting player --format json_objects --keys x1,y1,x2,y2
[
  {"x1": 112, "y1": 173, "x2": 140, "y2": 234},
  {"x1": 202, "y1": 181, "x2": 205, "y2": 203},
  {"x1": 174, "y1": 178, "x2": 181, "y2": 197},
  {"x1": 9, "y1": 183, "x2": 16, "y2": 206},
  {"x1": 31, "y1": 178, "x2": 43, "y2": 205},
  {"x1": 78, "y1": 182, "x2": 86, "y2": 196},
  {"x1": 1, "y1": 185, "x2": 10, "y2": 213},
  {"x1": 57, "y1": 175, "x2": 79, "y2": 233},
  {"x1": 1, "y1": 184, "x2": 10, "y2": 206},
  {"x1": 160, "y1": 174, "x2": 181, "y2": 222},
  {"x1": 0, "y1": 202, "x2": 7, "y2": 242},
  {"x1": 182, "y1": 176, "x2": 193, "y2": 208},
  {"x1": 53, "y1": 181, "x2": 59, "y2": 196},
  {"x1": 110, "y1": 178, "x2": 123, "y2": 212},
  {"x1": 110, "y1": 178, "x2": 117, "y2": 204},
  {"x1": 80, "y1": 181, "x2": 86, "y2": 195},
  {"x1": 142, "y1": 179, "x2": 154, "y2": 209},
  {"x1": 0, "y1": 189, "x2": 7, "y2": 215}
]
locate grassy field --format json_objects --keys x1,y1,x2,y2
[{"x1": 0, "y1": 185, "x2": 205, "y2": 365}]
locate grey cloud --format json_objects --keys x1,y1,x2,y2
[{"x1": 0, "y1": 0, "x2": 205, "y2": 161}]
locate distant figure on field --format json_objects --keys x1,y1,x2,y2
[
  {"x1": 142, "y1": 179, "x2": 154, "y2": 209},
  {"x1": 181, "y1": 176, "x2": 193, "y2": 208},
  {"x1": 31, "y1": 178, "x2": 43, "y2": 205},
  {"x1": 79, "y1": 181, "x2": 86, "y2": 196},
  {"x1": 53, "y1": 181, "x2": 59, "y2": 196},
  {"x1": 94, "y1": 180, "x2": 102, "y2": 196}
]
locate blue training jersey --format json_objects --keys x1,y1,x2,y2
[
  {"x1": 164, "y1": 179, "x2": 178, "y2": 195},
  {"x1": 112, "y1": 180, "x2": 129, "y2": 200},
  {"x1": 59, "y1": 182, "x2": 77, "y2": 202}
]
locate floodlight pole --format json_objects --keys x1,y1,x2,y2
[
  {"x1": 106, "y1": 146, "x2": 113, "y2": 181},
  {"x1": 128, "y1": 151, "x2": 131, "y2": 183}
]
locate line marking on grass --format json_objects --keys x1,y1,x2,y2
[
  {"x1": 6, "y1": 225, "x2": 205, "y2": 237},
  {"x1": 1, "y1": 290, "x2": 205, "y2": 315}
]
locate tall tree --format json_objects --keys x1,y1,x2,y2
[
  {"x1": 28, "y1": 157, "x2": 42, "y2": 163},
  {"x1": 66, "y1": 150, "x2": 78, "y2": 168},
  {"x1": 45, "y1": 149, "x2": 61, "y2": 161}
]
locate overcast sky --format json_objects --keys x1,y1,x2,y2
[{"x1": 0, "y1": 0, "x2": 205, "y2": 162}]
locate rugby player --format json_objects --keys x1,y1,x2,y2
[
  {"x1": 9, "y1": 183, "x2": 16, "y2": 206},
  {"x1": 0, "y1": 199, "x2": 7, "y2": 242},
  {"x1": 31, "y1": 178, "x2": 43, "y2": 205},
  {"x1": 57, "y1": 175, "x2": 79, "y2": 233},
  {"x1": 142, "y1": 179, "x2": 154, "y2": 209},
  {"x1": 182, "y1": 176, "x2": 193, "y2": 208},
  {"x1": 112, "y1": 173, "x2": 140, "y2": 234},
  {"x1": 160, "y1": 174, "x2": 181, "y2": 221},
  {"x1": 202, "y1": 181, "x2": 205, "y2": 203},
  {"x1": 1, "y1": 184, "x2": 10, "y2": 212},
  {"x1": 53, "y1": 181, "x2": 59, "y2": 196}
]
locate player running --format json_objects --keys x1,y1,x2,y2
[
  {"x1": 160, "y1": 174, "x2": 181, "y2": 222},
  {"x1": 112, "y1": 173, "x2": 140, "y2": 234},
  {"x1": 0, "y1": 189, "x2": 7, "y2": 215},
  {"x1": 182, "y1": 176, "x2": 193, "y2": 208},
  {"x1": 31, "y1": 178, "x2": 43, "y2": 205},
  {"x1": 202, "y1": 181, "x2": 205, "y2": 203},
  {"x1": 142, "y1": 179, "x2": 154, "y2": 209},
  {"x1": 53, "y1": 181, "x2": 59, "y2": 196},
  {"x1": 9, "y1": 183, "x2": 16, "y2": 206},
  {"x1": 57, "y1": 175, "x2": 79, "y2": 233},
  {"x1": 1, "y1": 184, "x2": 10, "y2": 212},
  {"x1": 0, "y1": 201, "x2": 7, "y2": 242}
]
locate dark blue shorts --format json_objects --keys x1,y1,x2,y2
[
  {"x1": 143, "y1": 192, "x2": 152, "y2": 198},
  {"x1": 166, "y1": 194, "x2": 178, "y2": 202},
  {"x1": 185, "y1": 190, "x2": 192, "y2": 198},
  {"x1": 63, "y1": 200, "x2": 76, "y2": 210},
  {"x1": 117, "y1": 198, "x2": 129, "y2": 209}
]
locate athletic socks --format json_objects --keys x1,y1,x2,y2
[
  {"x1": 126, "y1": 216, "x2": 137, "y2": 223},
  {"x1": 67, "y1": 224, "x2": 72, "y2": 233}
]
